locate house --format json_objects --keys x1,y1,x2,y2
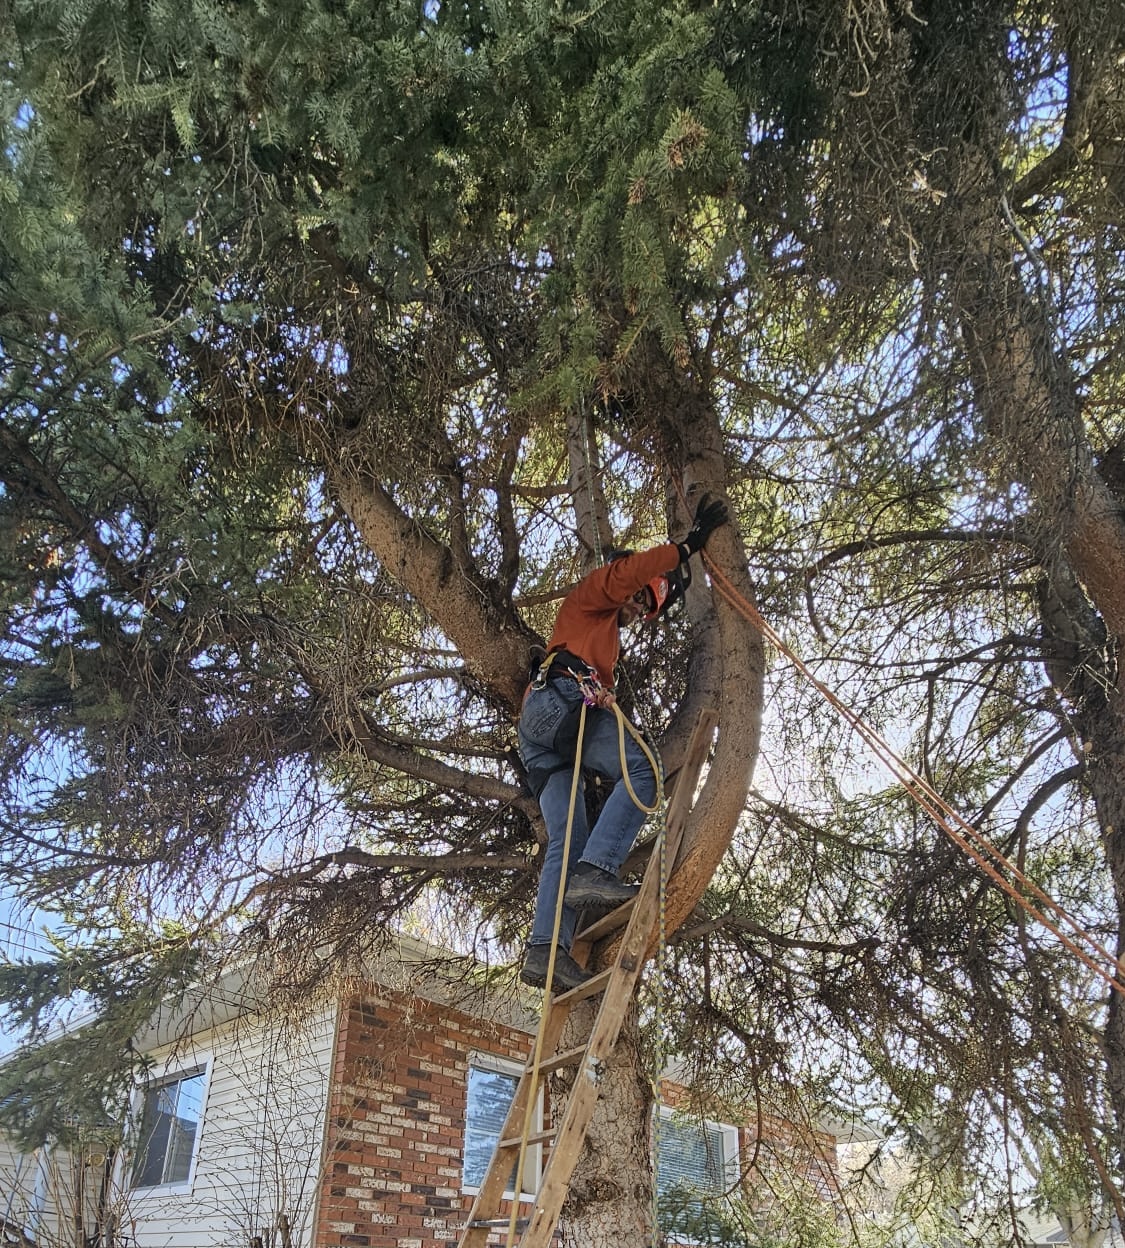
[{"x1": 0, "y1": 937, "x2": 863, "y2": 1248}]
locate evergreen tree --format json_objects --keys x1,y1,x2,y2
[{"x1": 3, "y1": 0, "x2": 1125, "y2": 1240}]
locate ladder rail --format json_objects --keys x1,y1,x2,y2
[
  {"x1": 574, "y1": 709, "x2": 717, "y2": 968},
  {"x1": 517, "y1": 925, "x2": 655, "y2": 1246},
  {"x1": 456, "y1": 709, "x2": 717, "y2": 1248},
  {"x1": 457, "y1": 1002, "x2": 573, "y2": 1243}
]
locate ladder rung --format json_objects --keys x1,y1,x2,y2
[
  {"x1": 467, "y1": 1218, "x2": 530, "y2": 1230},
  {"x1": 575, "y1": 899, "x2": 634, "y2": 942},
  {"x1": 622, "y1": 836, "x2": 658, "y2": 873},
  {"x1": 537, "y1": 1044, "x2": 587, "y2": 1075},
  {"x1": 498, "y1": 1128, "x2": 555, "y2": 1149},
  {"x1": 549, "y1": 966, "x2": 614, "y2": 1005}
]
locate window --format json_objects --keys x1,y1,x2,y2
[
  {"x1": 655, "y1": 1106, "x2": 739, "y2": 1237},
  {"x1": 462, "y1": 1054, "x2": 541, "y2": 1197},
  {"x1": 132, "y1": 1067, "x2": 207, "y2": 1189}
]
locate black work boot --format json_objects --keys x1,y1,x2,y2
[
  {"x1": 563, "y1": 862, "x2": 640, "y2": 908},
  {"x1": 520, "y1": 945, "x2": 592, "y2": 993}
]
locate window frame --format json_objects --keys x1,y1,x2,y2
[
  {"x1": 462, "y1": 1051, "x2": 543, "y2": 1201},
  {"x1": 653, "y1": 1103, "x2": 740, "y2": 1215},
  {"x1": 129, "y1": 1060, "x2": 211, "y2": 1195}
]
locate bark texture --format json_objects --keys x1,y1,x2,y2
[
  {"x1": 556, "y1": 1006, "x2": 656, "y2": 1248},
  {"x1": 950, "y1": 145, "x2": 1125, "y2": 1169},
  {"x1": 332, "y1": 458, "x2": 538, "y2": 716}
]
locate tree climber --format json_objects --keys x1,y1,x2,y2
[{"x1": 518, "y1": 494, "x2": 730, "y2": 992}]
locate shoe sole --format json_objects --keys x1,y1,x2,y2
[
  {"x1": 563, "y1": 886, "x2": 639, "y2": 908},
  {"x1": 519, "y1": 967, "x2": 590, "y2": 993}
]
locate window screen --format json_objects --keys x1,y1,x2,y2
[
  {"x1": 655, "y1": 1107, "x2": 738, "y2": 1240},
  {"x1": 656, "y1": 1110, "x2": 733, "y2": 1198}
]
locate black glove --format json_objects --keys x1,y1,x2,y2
[{"x1": 680, "y1": 493, "x2": 729, "y2": 556}]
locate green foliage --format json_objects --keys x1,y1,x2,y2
[
  {"x1": 659, "y1": 1185, "x2": 755, "y2": 1247},
  {"x1": 2, "y1": 0, "x2": 1125, "y2": 1237},
  {"x1": 0, "y1": 925, "x2": 202, "y2": 1149},
  {"x1": 657, "y1": 1181, "x2": 845, "y2": 1248}
]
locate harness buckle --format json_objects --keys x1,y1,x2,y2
[
  {"x1": 575, "y1": 671, "x2": 606, "y2": 707},
  {"x1": 531, "y1": 650, "x2": 558, "y2": 691},
  {"x1": 530, "y1": 649, "x2": 606, "y2": 705}
]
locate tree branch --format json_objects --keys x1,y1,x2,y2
[
  {"x1": 248, "y1": 846, "x2": 532, "y2": 898},
  {"x1": 678, "y1": 913, "x2": 879, "y2": 956},
  {"x1": 1011, "y1": 58, "x2": 1093, "y2": 208},
  {"x1": 346, "y1": 709, "x2": 538, "y2": 818}
]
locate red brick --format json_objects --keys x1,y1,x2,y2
[{"x1": 314, "y1": 987, "x2": 532, "y2": 1248}]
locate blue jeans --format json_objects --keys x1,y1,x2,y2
[{"x1": 518, "y1": 681, "x2": 659, "y2": 951}]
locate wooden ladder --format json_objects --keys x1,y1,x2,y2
[{"x1": 457, "y1": 710, "x2": 717, "y2": 1248}]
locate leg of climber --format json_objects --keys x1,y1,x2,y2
[
  {"x1": 563, "y1": 710, "x2": 657, "y2": 909},
  {"x1": 516, "y1": 692, "x2": 594, "y2": 992},
  {"x1": 519, "y1": 761, "x2": 592, "y2": 991}
]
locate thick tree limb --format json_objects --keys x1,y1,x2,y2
[
  {"x1": 1011, "y1": 62, "x2": 1093, "y2": 208},
  {"x1": 956, "y1": 228, "x2": 1125, "y2": 654},
  {"x1": 330, "y1": 459, "x2": 538, "y2": 714},
  {"x1": 248, "y1": 846, "x2": 531, "y2": 898},
  {"x1": 346, "y1": 710, "x2": 538, "y2": 819}
]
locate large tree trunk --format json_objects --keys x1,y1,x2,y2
[
  {"x1": 555, "y1": 1005, "x2": 656, "y2": 1248},
  {"x1": 951, "y1": 159, "x2": 1125, "y2": 1171},
  {"x1": 630, "y1": 348, "x2": 766, "y2": 939},
  {"x1": 544, "y1": 383, "x2": 764, "y2": 1243}
]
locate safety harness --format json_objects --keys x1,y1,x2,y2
[
  {"x1": 521, "y1": 650, "x2": 606, "y2": 799},
  {"x1": 530, "y1": 647, "x2": 606, "y2": 702}
]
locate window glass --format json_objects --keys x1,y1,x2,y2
[
  {"x1": 656, "y1": 1112, "x2": 731, "y2": 1195},
  {"x1": 463, "y1": 1059, "x2": 538, "y2": 1195},
  {"x1": 655, "y1": 1108, "x2": 737, "y2": 1238},
  {"x1": 132, "y1": 1068, "x2": 206, "y2": 1188}
]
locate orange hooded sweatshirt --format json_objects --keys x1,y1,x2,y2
[{"x1": 546, "y1": 544, "x2": 682, "y2": 689}]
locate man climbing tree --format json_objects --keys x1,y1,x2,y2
[{"x1": 518, "y1": 495, "x2": 730, "y2": 992}]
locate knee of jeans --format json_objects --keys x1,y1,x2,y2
[{"x1": 630, "y1": 761, "x2": 658, "y2": 801}]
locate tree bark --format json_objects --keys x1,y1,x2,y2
[
  {"x1": 956, "y1": 243, "x2": 1125, "y2": 652},
  {"x1": 646, "y1": 376, "x2": 766, "y2": 941},
  {"x1": 556, "y1": 1005, "x2": 656, "y2": 1248},
  {"x1": 566, "y1": 408, "x2": 615, "y2": 576},
  {"x1": 331, "y1": 456, "x2": 538, "y2": 716},
  {"x1": 951, "y1": 155, "x2": 1125, "y2": 1172}
]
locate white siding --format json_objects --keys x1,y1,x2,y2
[
  {"x1": 0, "y1": 1137, "x2": 104, "y2": 1248},
  {"x1": 119, "y1": 1002, "x2": 338, "y2": 1248},
  {"x1": 0, "y1": 1134, "x2": 44, "y2": 1240}
]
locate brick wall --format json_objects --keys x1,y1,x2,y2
[
  {"x1": 745, "y1": 1113, "x2": 840, "y2": 1202},
  {"x1": 314, "y1": 987, "x2": 534, "y2": 1248},
  {"x1": 312, "y1": 993, "x2": 844, "y2": 1248}
]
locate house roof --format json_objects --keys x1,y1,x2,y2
[
  {"x1": 3, "y1": 933, "x2": 881, "y2": 1149},
  {"x1": 0, "y1": 932, "x2": 540, "y2": 1068},
  {"x1": 130, "y1": 932, "x2": 541, "y2": 1054}
]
